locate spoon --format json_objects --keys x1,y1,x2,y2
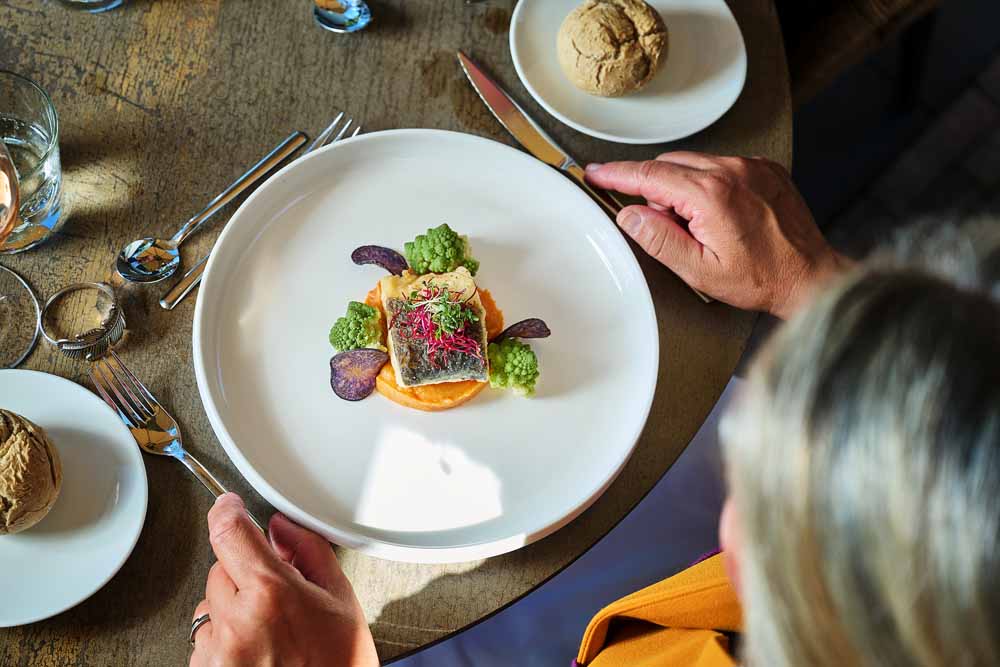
[
  {"x1": 116, "y1": 131, "x2": 307, "y2": 283},
  {"x1": 313, "y1": 0, "x2": 372, "y2": 33}
]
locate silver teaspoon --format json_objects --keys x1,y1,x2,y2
[{"x1": 116, "y1": 131, "x2": 307, "y2": 283}]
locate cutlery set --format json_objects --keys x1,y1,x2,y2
[
  {"x1": 90, "y1": 351, "x2": 268, "y2": 533},
  {"x1": 116, "y1": 132, "x2": 309, "y2": 286},
  {"x1": 93, "y1": 112, "x2": 361, "y2": 515},
  {"x1": 457, "y1": 51, "x2": 712, "y2": 303},
  {"x1": 159, "y1": 113, "x2": 361, "y2": 310}
]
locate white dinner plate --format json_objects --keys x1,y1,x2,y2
[
  {"x1": 0, "y1": 370, "x2": 147, "y2": 627},
  {"x1": 510, "y1": 0, "x2": 747, "y2": 144},
  {"x1": 193, "y1": 129, "x2": 658, "y2": 562}
]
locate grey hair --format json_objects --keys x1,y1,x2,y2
[{"x1": 723, "y1": 221, "x2": 1000, "y2": 667}]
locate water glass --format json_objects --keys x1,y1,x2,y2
[
  {"x1": 0, "y1": 146, "x2": 15, "y2": 243},
  {"x1": 314, "y1": 0, "x2": 372, "y2": 33},
  {"x1": 0, "y1": 265, "x2": 40, "y2": 368},
  {"x1": 0, "y1": 72, "x2": 63, "y2": 254},
  {"x1": 56, "y1": 0, "x2": 125, "y2": 13}
]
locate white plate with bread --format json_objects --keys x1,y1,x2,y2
[
  {"x1": 510, "y1": 0, "x2": 747, "y2": 144},
  {"x1": 0, "y1": 370, "x2": 147, "y2": 627}
]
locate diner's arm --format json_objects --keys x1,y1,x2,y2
[
  {"x1": 189, "y1": 494, "x2": 378, "y2": 667},
  {"x1": 585, "y1": 154, "x2": 852, "y2": 319}
]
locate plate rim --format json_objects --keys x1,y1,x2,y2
[
  {"x1": 0, "y1": 368, "x2": 149, "y2": 627},
  {"x1": 192, "y1": 128, "x2": 659, "y2": 562},
  {"x1": 509, "y1": 0, "x2": 748, "y2": 145}
]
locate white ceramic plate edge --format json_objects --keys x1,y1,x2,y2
[
  {"x1": 192, "y1": 129, "x2": 659, "y2": 563},
  {"x1": 509, "y1": 0, "x2": 748, "y2": 145}
]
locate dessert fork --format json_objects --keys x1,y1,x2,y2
[{"x1": 89, "y1": 350, "x2": 266, "y2": 533}]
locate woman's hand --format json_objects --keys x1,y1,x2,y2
[
  {"x1": 586, "y1": 153, "x2": 850, "y2": 319},
  {"x1": 189, "y1": 494, "x2": 378, "y2": 667}
]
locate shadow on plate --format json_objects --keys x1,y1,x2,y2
[
  {"x1": 640, "y1": 10, "x2": 744, "y2": 97},
  {"x1": 28, "y1": 426, "x2": 135, "y2": 537}
]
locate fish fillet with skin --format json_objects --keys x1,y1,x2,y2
[{"x1": 380, "y1": 268, "x2": 489, "y2": 388}]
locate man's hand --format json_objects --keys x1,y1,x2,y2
[
  {"x1": 586, "y1": 153, "x2": 850, "y2": 318},
  {"x1": 189, "y1": 494, "x2": 378, "y2": 667}
]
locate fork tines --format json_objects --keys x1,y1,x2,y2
[
  {"x1": 306, "y1": 111, "x2": 362, "y2": 154},
  {"x1": 89, "y1": 351, "x2": 160, "y2": 428}
]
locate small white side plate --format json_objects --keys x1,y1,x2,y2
[
  {"x1": 0, "y1": 370, "x2": 148, "y2": 627},
  {"x1": 510, "y1": 0, "x2": 747, "y2": 144}
]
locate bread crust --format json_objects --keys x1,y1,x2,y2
[{"x1": 557, "y1": 0, "x2": 668, "y2": 97}]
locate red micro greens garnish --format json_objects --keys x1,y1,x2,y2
[{"x1": 390, "y1": 283, "x2": 483, "y2": 366}]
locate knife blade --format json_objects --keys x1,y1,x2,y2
[
  {"x1": 457, "y1": 50, "x2": 711, "y2": 304},
  {"x1": 457, "y1": 51, "x2": 625, "y2": 217}
]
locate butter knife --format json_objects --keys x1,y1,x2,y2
[
  {"x1": 457, "y1": 51, "x2": 711, "y2": 303},
  {"x1": 458, "y1": 51, "x2": 624, "y2": 218}
]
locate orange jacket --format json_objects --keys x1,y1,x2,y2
[{"x1": 576, "y1": 554, "x2": 741, "y2": 667}]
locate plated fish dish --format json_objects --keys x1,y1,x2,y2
[{"x1": 328, "y1": 224, "x2": 550, "y2": 411}]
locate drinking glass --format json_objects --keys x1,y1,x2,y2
[
  {"x1": 56, "y1": 0, "x2": 125, "y2": 13},
  {"x1": 0, "y1": 264, "x2": 40, "y2": 368},
  {"x1": 0, "y1": 148, "x2": 37, "y2": 367},
  {"x1": 0, "y1": 145, "x2": 15, "y2": 244},
  {"x1": 0, "y1": 71, "x2": 63, "y2": 255},
  {"x1": 314, "y1": 0, "x2": 372, "y2": 33}
]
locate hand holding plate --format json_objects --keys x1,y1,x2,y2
[
  {"x1": 189, "y1": 494, "x2": 378, "y2": 667},
  {"x1": 586, "y1": 154, "x2": 851, "y2": 319}
]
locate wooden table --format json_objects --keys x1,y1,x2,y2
[{"x1": 0, "y1": 1, "x2": 790, "y2": 664}]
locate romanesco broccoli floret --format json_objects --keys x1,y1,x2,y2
[
  {"x1": 487, "y1": 338, "x2": 539, "y2": 396},
  {"x1": 404, "y1": 223, "x2": 480, "y2": 276},
  {"x1": 329, "y1": 302, "x2": 386, "y2": 352}
]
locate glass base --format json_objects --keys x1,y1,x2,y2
[
  {"x1": 57, "y1": 0, "x2": 125, "y2": 13},
  {"x1": 314, "y1": 1, "x2": 372, "y2": 33},
  {"x1": 0, "y1": 265, "x2": 41, "y2": 368},
  {"x1": 0, "y1": 204, "x2": 64, "y2": 255}
]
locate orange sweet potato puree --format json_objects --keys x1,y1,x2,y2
[{"x1": 364, "y1": 282, "x2": 504, "y2": 412}]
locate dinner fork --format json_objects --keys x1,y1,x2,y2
[
  {"x1": 89, "y1": 350, "x2": 267, "y2": 534},
  {"x1": 159, "y1": 111, "x2": 363, "y2": 311}
]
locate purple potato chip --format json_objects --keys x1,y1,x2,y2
[
  {"x1": 351, "y1": 245, "x2": 408, "y2": 276},
  {"x1": 496, "y1": 318, "x2": 551, "y2": 341},
  {"x1": 330, "y1": 349, "x2": 390, "y2": 401}
]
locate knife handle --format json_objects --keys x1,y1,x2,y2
[
  {"x1": 564, "y1": 163, "x2": 625, "y2": 218},
  {"x1": 160, "y1": 255, "x2": 207, "y2": 310},
  {"x1": 563, "y1": 164, "x2": 712, "y2": 304}
]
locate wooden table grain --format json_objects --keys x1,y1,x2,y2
[{"x1": 0, "y1": 1, "x2": 790, "y2": 664}]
